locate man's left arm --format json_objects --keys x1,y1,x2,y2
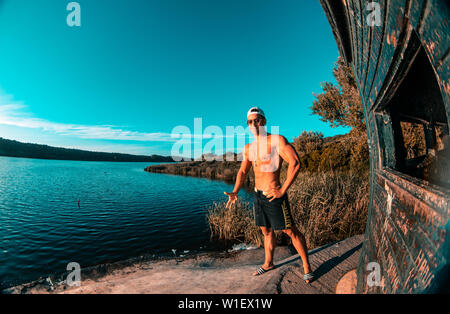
[{"x1": 266, "y1": 135, "x2": 301, "y2": 202}]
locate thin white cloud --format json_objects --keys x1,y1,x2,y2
[
  {"x1": 0, "y1": 95, "x2": 178, "y2": 142},
  {"x1": 0, "y1": 92, "x2": 252, "y2": 144}
]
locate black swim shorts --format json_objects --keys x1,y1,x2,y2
[{"x1": 253, "y1": 189, "x2": 294, "y2": 230}]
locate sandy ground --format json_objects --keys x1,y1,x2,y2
[{"x1": 5, "y1": 234, "x2": 363, "y2": 294}]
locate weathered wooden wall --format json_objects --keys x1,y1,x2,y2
[{"x1": 319, "y1": 0, "x2": 449, "y2": 293}]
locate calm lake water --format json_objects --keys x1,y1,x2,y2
[{"x1": 0, "y1": 156, "x2": 253, "y2": 289}]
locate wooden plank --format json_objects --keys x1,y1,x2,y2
[
  {"x1": 346, "y1": 0, "x2": 359, "y2": 68},
  {"x1": 365, "y1": 0, "x2": 388, "y2": 109},
  {"x1": 369, "y1": 0, "x2": 410, "y2": 111},
  {"x1": 418, "y1": 0, "x2": 449, "y2": 68},
  {"x1": 353, "y1": 0, "x2": 365, "y2": 85},
  {"x1": 378, "y1": 168, "x2": 450, "y2": 211},
  {"x1": 409, "y1": 0, "x2": 426, "y2": 30},
  {"x1": 359, "y1": 0, "x2": 371, "y2": 95},
  {"x1": 417, "y1": 0, "x2": 450, "y2": 124}
]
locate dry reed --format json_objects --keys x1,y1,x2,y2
[{"x1": 207, "y1": 171, "x2": 369, "y2": 249}]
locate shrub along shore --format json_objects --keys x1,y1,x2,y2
[
  {"x1": 207, "y1": 171, "x2": 369, "y2": 250},
  {"x1": 145, "y1": 159, "x2": 254, "y2": 186}
]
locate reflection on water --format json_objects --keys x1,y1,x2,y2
[{"x1": 0, "y1": 156, "x2": 253, "y2": 289}]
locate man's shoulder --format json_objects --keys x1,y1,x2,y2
[{"x1": 270, "y1": 134, "x2": 288, "y2": 144}]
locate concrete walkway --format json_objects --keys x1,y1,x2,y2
[{"x1": 7, "y1": 235, "x2": 363, "y2": 294}]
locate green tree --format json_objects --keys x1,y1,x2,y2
[
  {"x1": 311, "y1": 57, "x2": 366, "y2": 133},
  {"x1": 293, "y1": 131, "x2": 324, "y2": 157},
  {"x1": 310, "y1": 57, "x2": 369, "y2": 172}
]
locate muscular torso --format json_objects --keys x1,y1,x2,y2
[{"x1": 248, "y1": 135, "x2": 283, "y2": 192}]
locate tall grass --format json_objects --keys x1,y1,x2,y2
[
  {"x1": 207, "y1": 171, "x2": 369, "y2": 249},
  {"x1": 208, "y1": 201, "x2": 265, "y2": 247}
]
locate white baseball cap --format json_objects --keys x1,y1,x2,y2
[{"x1": 247, "y1": 107, "x2": 265, "y2": 118}]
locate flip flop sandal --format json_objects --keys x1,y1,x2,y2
[
  {"x1": 254, "y1": 266, "x2": 274, "y2": 276},
  {"x1": 304, "y1": 272, "x2": 314, "y2": 283}
]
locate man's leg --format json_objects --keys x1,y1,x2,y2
[
  {"x1": 282, "y1": 227, "x2": 312, "y2": 276},
  {"x1": 253, "y1": 226, "x2": 276, "y2": 275},
  {"x1": 261, "y1": 226, "x2": 276, "y2": 268}
]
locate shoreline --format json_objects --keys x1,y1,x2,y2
[
  {"x1": 4, "y1": 235, "x2": 364, "y2": 294},
  {"x1": 1, "y1": 242, "x2": 262, "y2": 294},
  {"x1": 145, "y1": 160, "x2": 257, "y2": 186},
  {"x1": 1, "y1": 241, "x2": 258, "y2": 294}
]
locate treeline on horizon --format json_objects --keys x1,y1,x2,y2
[
  {"x1": 0, "y1": 137, "x2": 175, "y2": 162},
  {"x1": 146, "y1": 128, "x2": 369, "y2": 185}
]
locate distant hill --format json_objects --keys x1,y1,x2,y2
[{"x1": 0, "y1": 137, "x2": 175, "y2": 162}]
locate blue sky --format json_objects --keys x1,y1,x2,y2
[{"x1": 0, "y1": 0, "x2": 349, "y2": 157}]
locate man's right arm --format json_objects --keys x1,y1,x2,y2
[
  {"x1": 232, "y1": 144, "x2": 252, "y2": 193},
  {"x1": 224, "y1": 144, "x2": 251, "y2": 209}
]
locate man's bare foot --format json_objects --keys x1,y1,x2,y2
[{"x1": 252, "y1": 263, "x2": 275, "y2": 276}]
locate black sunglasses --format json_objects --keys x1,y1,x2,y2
[{"x1": 247, "y1": 118, "x2": 263, "y2": 125}]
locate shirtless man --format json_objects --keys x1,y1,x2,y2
[{"x1": 224, "y1": 107, "x2": 314, "y2": 283}]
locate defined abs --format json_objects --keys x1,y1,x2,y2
[{"x1": 254, "y1": 172, "x2": 281, "y2": 192}]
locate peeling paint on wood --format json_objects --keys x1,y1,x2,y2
[{"x1": 319, "y1": 0, "x2": 449, "y2": 293}]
